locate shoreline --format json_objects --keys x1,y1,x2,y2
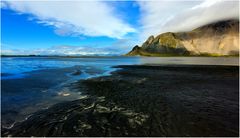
[
  {"x1": 1, "y1": 64, "x2": 118, "y2": 129},
  {"x1": 2, "y1": 64, "x2": 239, "y2": 137},
  {"x1": 1, "y1": 54, "x2": 239, "y2": 58}
]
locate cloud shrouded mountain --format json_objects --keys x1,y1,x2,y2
[
  {"x1": 138, "y1": 0, "x2": 239, "y2": 41},
  {"x1": 126, "y1": 19, "x2": 239, "y2": 56}
]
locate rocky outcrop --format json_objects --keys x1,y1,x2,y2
[
  {"x1": 126, "y1": 19, "x2": 239, "y2": 56},
  {"x1": 125, "y1": 45, "x2": 154, "y2": 56}
]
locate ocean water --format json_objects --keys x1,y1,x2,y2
[
  {"x1": 2, "y1": 56, "x2": 238, "y2": 80},
  {"x1": 1, "y1": 57, "x2": 140, "y2": 80},
  {"x1": 1, "y1": 56, "x2": 239, "y2": 128}
]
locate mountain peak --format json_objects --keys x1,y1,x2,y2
[{"x1": 126, "y1": 19, "x2": 239, "y2": 56}]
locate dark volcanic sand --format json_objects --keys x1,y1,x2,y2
[
  {"x1": 2, "y1": 65, "x2": 239, "y2": 137},
  {"x1": 1, "y1": 66, "x2": 85, "y2": 127}
]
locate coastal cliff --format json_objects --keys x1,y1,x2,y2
[{"x1": 126, "y1": 19, "x2": 239, "y2": 56}]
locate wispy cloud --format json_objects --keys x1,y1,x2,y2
[
  {"x1": 2, "y1": 1, "x2": 135, "y2": 39},
  {"x1": 1, "y1": 43, "x2": 131, "y2": 55},
  {"x1": 138, "y1": 0, "x2": 239, "y2": 40}
]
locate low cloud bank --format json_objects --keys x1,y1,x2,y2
[{"x1": 138, "y1": 0, "x2": 239, "y2": 40}]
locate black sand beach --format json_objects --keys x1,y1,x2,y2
[
  {"x1": 2, "y1": 65, "x2": 239, "y2": 137},
  {"x1": 1, "y1": 65, "x2": 104, "y2": 128}
]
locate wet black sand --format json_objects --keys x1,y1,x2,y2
[
  {"x1": 2, "y1": 65, "x2": 239, "y2": 137},
  {"x1": 1, "y1": 66, "x2": 85, "y2": 127}
]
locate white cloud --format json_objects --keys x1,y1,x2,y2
[
  {"x1": 1, "y1": 44, "x2": 127, "y2": 56},
  {"x1": 138, "y1": 0, "x2": 239, "y2": 40},
  {"x1": 2, "y1": 1, "x2": 135, "y2": 38}
]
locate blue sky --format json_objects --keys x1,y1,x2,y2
[
  {"x1": 2, "y1": 8, "x2": 122, "y2": 48},
  {"x1": 1, "y1": 1, "x2": 239, "y2": 55}
]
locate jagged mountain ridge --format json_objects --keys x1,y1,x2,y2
[{"x1": 126, "y1": 19, "x2": 239, "y2": 56}]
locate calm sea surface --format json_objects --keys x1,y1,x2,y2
[{"x1": 1, "y1": 56, "x2": 238, "y2": 79}]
